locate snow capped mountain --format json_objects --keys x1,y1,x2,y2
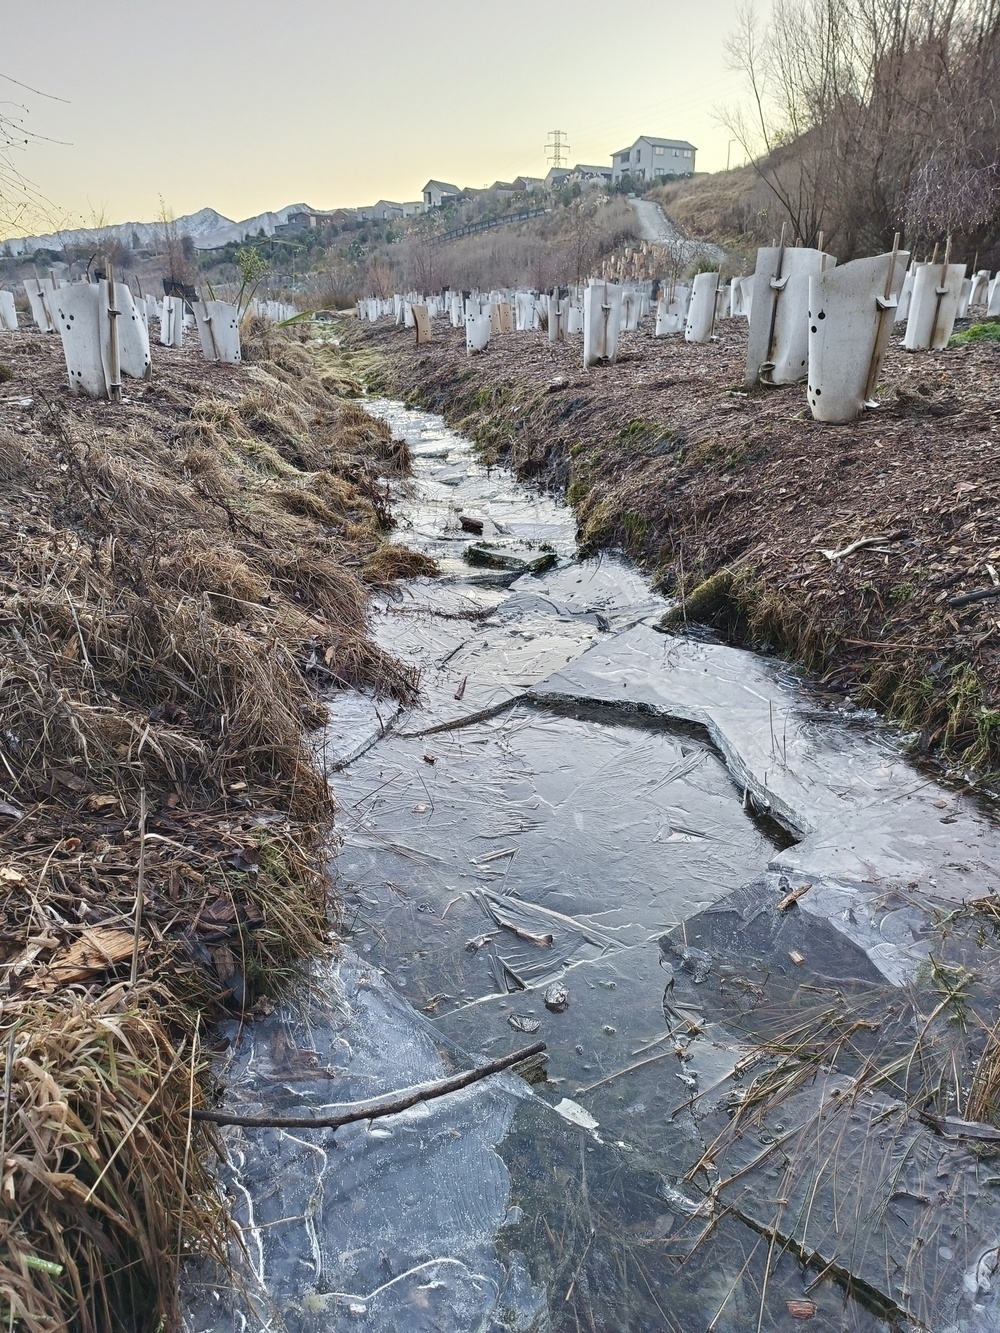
[{"x1": 3, "y1": 203, "x2": 314, "y2": 256}]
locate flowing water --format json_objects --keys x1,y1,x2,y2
[{"x1": 184, "y1": 400, "x2": 1000, "y2": 1333}]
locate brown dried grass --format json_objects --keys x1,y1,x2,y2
[{"x1": 0, "y1": 327, "x2": 418, "y2": 1330}]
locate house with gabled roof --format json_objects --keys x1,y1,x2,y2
[
  {"x1": 611, "y1": 137, "x2": 696, "y2": 184},
  {"x1": 422, "y1": 180, "x2": 461, "y2": 211}
]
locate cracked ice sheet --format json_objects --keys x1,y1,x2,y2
[
  {"x1": 369, "y1": 588, "x2": 605, "y2": 738},
  {"x1": 332, "y1": 702, "x2": 777, "y2": 1107},
  {"x1": 181, "y1": 950, "x2": 544, "y2": 1333},
  {"x1": 530, "y1": 624, "x2": 1000, "y2": 904},
  {"x1": 315, "y1": 694, "x2": 400, "y2": 771}
]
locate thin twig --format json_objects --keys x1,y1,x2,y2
[
  {"x1": 130, "y1": 788, "x2": 146, "y2": 987},
  {"x1": 191, "y1": 1040, "x2": 546, "y2": 1128}
]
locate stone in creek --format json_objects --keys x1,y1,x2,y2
[
  {"x1": 459, "y1": 514, "x2": 485, "y2": 535},
  {"x1": 508, "y1": 1013, "x2": 541, "y2": 1034},
  {"x1": 464, "y1": 543, "x2": 558, "y2": 574},
  {"x1": 544, "y1": 982, "x2": 569, "y2": 1012}
]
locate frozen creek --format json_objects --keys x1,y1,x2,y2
[{"x1": 184, "y1": 400, "x2": 1000, "y2": 1333}]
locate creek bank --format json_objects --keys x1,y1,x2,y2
[
  {"x1": 355, "y1": 317, "x2": 1000, "y2": 781},
  {"x1": 0, "y1": 326, "x2": 423, "y2": 1331}
]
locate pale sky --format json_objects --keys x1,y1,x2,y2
[{"x1": 4, "y1": 0, "x2": 750, "y2": 234}]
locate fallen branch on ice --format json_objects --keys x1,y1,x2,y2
[{"x1": 191, "y1": 1040, "x2": 546, "y2": 1129}]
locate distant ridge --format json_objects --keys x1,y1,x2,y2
[{"x1": 3, "y1": 203, "x2": 314, "y2": 256}]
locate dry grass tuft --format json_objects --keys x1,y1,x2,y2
[
  {"x1": 363, "y1": 543, "x2": 441, "y2": 585},
  {"x1": 0, "y1": 1000, "x2": 226, "y2": 1333},
  {"x1": 0, "y1": 325, "x2": 419, "y2": 1329}
]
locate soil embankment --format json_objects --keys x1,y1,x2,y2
[
  {"x1": 0, "y1": 324, "x2": 429, "y2": 1330},
  {"x1": 357, "y1": 317, "x2": 1000, "y2": 779}
]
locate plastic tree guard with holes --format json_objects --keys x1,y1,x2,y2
[
  {"x1": 465, "y1": 312, "x2": 491, "y2": 354},
  {"x1": 193, "y1": 300, "x2": 241, "y2": 363},
  {"x1": 745, "y1": 247, "x2": 836, "y2": 384},
  {"x1": 806, "y1": 248, "x2": 910, "y2": 424},
  {"x1": 685, "y1": 271, "x2": 720, "y2": 344},
  {"x1": 412, "y1": 304, "x2": 432, "y2": 344},
  {"x1": 104, "y1": 281, "x2": 151, "y2": 381},
  {"x1": 969, "y1": 270, "x2": 990, "y2": 306}
]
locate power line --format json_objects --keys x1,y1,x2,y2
[{"x1": 545, "y1": 129, "x2": 570, "y2": 168}]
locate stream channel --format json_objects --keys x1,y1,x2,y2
[{"x1": 184, "y1": 399, "x2": 1000, "y2": 1333}]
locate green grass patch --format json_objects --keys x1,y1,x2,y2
[{"x1": 949, "y1": 319, "x2": 1000, "y2": 346}]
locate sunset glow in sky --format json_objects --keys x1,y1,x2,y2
[{"x1": 4, "y1": 0, "x2": 750, "y2": 234}]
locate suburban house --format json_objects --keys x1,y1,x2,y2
[
  {"x1": 358, "y1": 200, "x2": 421, "y2": 222},
  {"x1": 276, "y1": 207, "x2": 357, "y2": 235},
  {"x1": 513, "y1": 176, "x2": 546, "y2": 192},
  {"x1": 422, "y1": 180, "x2": 461, "y2": 210},
  {"x1": 544, "y1": 166, "x2": 570, "y2": 189},
  {"x1": 610, "y1": 137, "x2": 696, "y2": 184},
  {"x1": 568, "y1": 163, "x2": 613, "y2": 187}
]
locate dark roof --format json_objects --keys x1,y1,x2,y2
[
  {"x1": 572, "y1": 164, "x2": 611, "y2": 174},
  {"x1": 422, "y1": 180, "x2": 460, "y2": 193}
]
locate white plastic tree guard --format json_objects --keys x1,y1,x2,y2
[
  {"x1": 160, "y1": 295, "x2": 184, "y2": 347},
  {"x1": 903, "y1": 262, "x2": 966, "y2": 350},
  {"x1": 0, "y1": 291, "x2": 17, "y2": 331},
  {"x1": 450, "y1": 293, "x2": 463, "y2": 327},
  {"x1": 51, "y1": 275, "x2": 151, "y2": 399},
  {"x1": 548, "y1": 294, "x2": 567, "y2": 343},
  {"x1": 465, "y1": 312, "x2": 491, "y2": 353},
  {"x1": 745, "y1": 246, "x2": 836, "y2": 383},
  {"x1": 969, "y1": 270, "x2": 991, "y2": 306},
  {"x1": 894, "y1": 267, "x2": 916, "y2": 323},
  {"x1": 412, "y1": 304, "x2": 432, "y2": 344},
  {"x1": 806, "y1": 248, "x2": 910, "y2": 424},
  {"x1": 38, "y1": 277, "x2": 59, "y2": 330},
  {"x1": 620, "y1": 290, "x2": 642, "y2": 332},
  {"x1": 488, "y1": 303, "x2": 501, "y2": 336},
  {"x1": 145, "y1": 295, "x2": 161, "y2": 323},
  {"x1": 583, "y1": 282, "x2": 623, "y2": 367},
  {"x1": 987, "y1": 276, "x2": 1000, "y2": 317},
  {"x1": 957, "y1": 278, "x2": 973, "y2": 319},
  {"x1": 738, "y1": 276, "x2": 753, "y2": 319},
  {"x1": 685, "y1": 272, "x2": 720, "y2": 344},
  {"x1": 498, "y1": 301, "x2": 514, "y2": 334},
  {"x1": 23, "y1": 279, "x2": 52, "y2": 332},
  {"x1": 566, "y1": 304, "x2": 584, "y2": 335},
  {"x1": 52, "y1": 285, "x2": 105, "y2": 395},
  {"x1": 193, "y1": 300, "x2": 242, "y2": 363},
  {"x1": 112, "y1": 282, "x2": 152, "y2": 381},
  {"x1": 729, "y1": 279, "x2": 746, "y2": 318}
]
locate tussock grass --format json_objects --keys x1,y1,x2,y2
[
  {"x1": 0, "y1": 1001, "x2": 225, "y2": 1333},
  {"x1": 0, "y1": 327, "x2": 418, "y2": 1330},
  {"x1": 363, "y1": 542, "x2": 440, "y2": 585}
]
